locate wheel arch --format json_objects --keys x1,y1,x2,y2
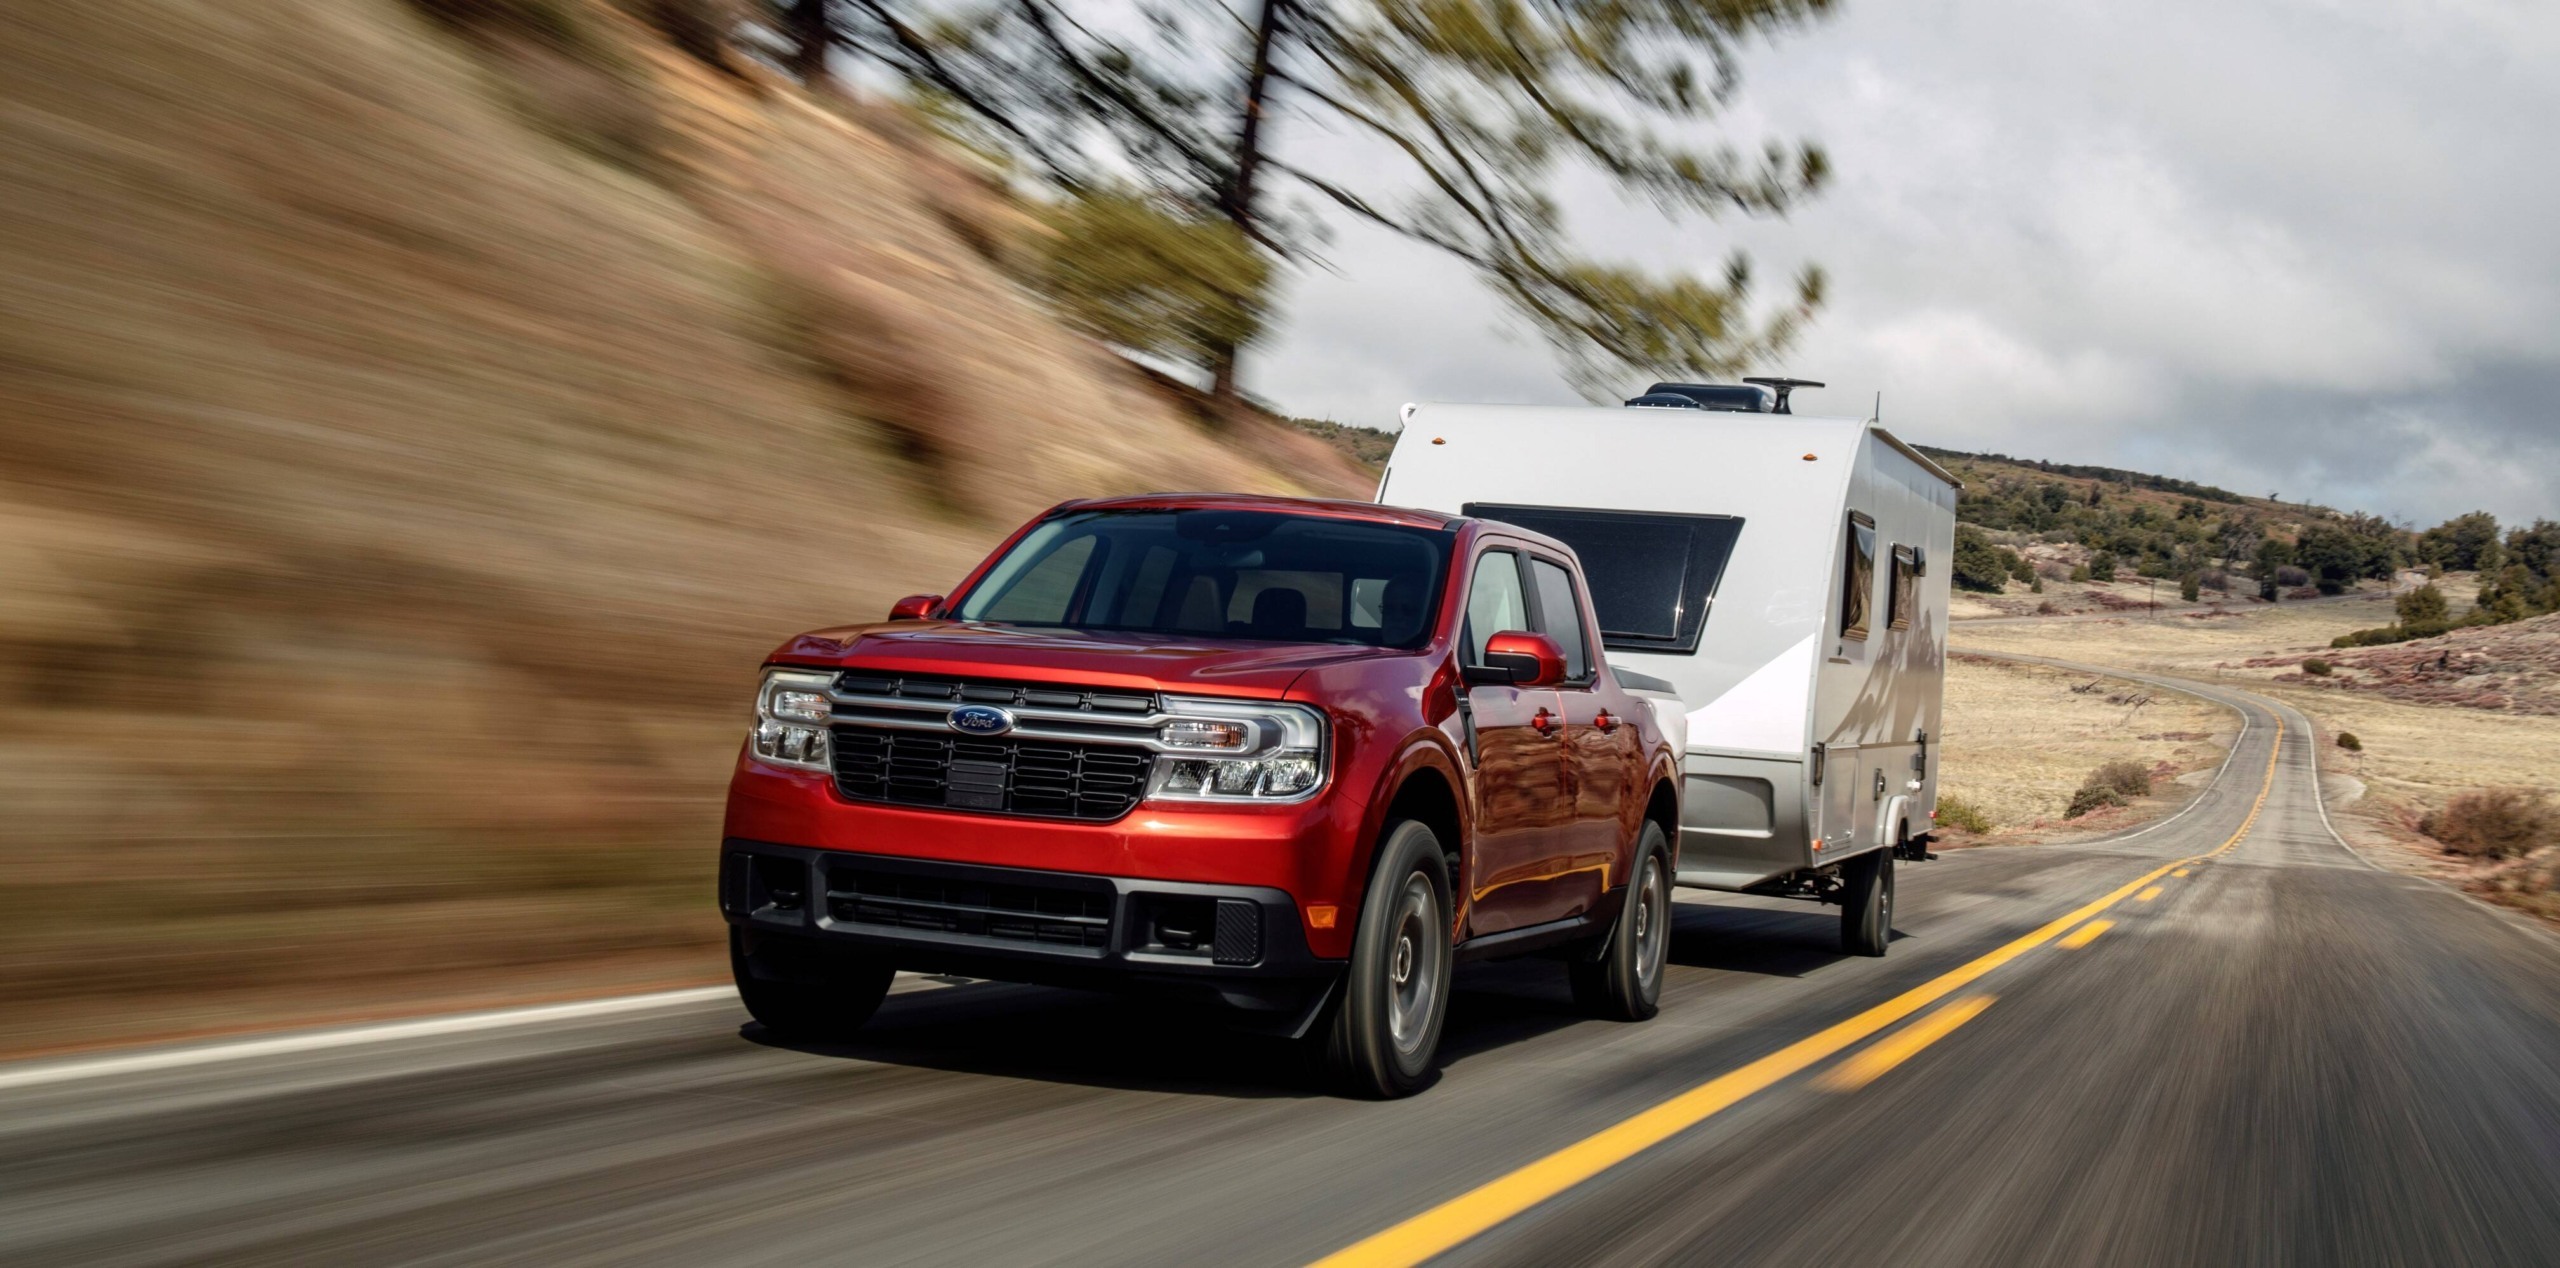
[{"x1": 1378, "y1": 761, "x2": 1466, "y2": 906}]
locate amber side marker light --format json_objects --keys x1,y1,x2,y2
[
  {"x1": 1431, "y1": 437, "x2": 1447, "y2": 445},
  {"x1": 1306, "y1": 904, "x2": 1339, "y2": 929},
  {"x1": 1802, "y1": 452, "x2": 1819, "y2": 461}
]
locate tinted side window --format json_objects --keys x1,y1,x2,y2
[
  {"x1": 1528, "y1": 557, "x2": 1590, "y2": 680},
  {"x1": 1464, "y1": 551, "x2": 1529, "y2": 665},
  {"x1": 1890, "y1": 545, "x2": 1917, "y2": 631},
  {"x1": 1841, "y1": 516, "x2": 1875, "y2": 640}
]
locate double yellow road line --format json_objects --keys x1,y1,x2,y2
[{"x1": 1312, "y1": 716, "x2": 2282, "y2": 1268}]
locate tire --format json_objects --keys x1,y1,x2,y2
[
  {"x1": 1322, "y1": 820, "x2": 1453, "y2": 1098},
  {"x1": 730, "y1": 927, "x2": 895, "y2": 1041},
  {"x1": 1570, "y1": 822, "x2": 1671, "y2": 1021},
  {"x1": 1840, "y1": 846, "x2": 1894, "y2": 957}
]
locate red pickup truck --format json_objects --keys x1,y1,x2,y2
[{"x1": 721, "y1": 494, "x2": 1680, "y2": 1096}]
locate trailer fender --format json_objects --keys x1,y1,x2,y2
[{"x1": 1878, "y1": 793, "x2": 1916, "y2": 851}]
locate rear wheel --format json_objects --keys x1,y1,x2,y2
[
  {"x1": 1840, "y1": 847, "x2": 1894, "y2": 957},
  {"x1": 1323, "y1": 820, "x2": 1452, "y2": 1098},
  {"x1": 730, "y1": 927, "x2": 895, "y2": 1041},
  {"x1": 1570, "y1": 822, "x2": 1671, "y2": 1021}
]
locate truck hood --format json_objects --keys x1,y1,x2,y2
[{"x1": 768, "y1": 620, "x2": 1398, "y2": 698}]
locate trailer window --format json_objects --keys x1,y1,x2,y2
[
  {"x1": 1462, "y1": 504, "x2": 1741, "y2": 655},
  {"x1": 1840, "y1": 515, "x2": 1875, "y2": 641},
  {"x1": 1889, "y1": 544, "x2": 1917, "y2": 631}
]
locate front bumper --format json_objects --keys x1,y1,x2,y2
[{"x1": 720, "y1": 840, "x2": 1340, "y2": 1019}]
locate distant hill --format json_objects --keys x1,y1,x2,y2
[
  {"x1": 1296, "y1": 415, "x2": 2422, "y2": 601},
  {"x1": 1287, "y1": 417, "x2": 1398, "y2": 473}
]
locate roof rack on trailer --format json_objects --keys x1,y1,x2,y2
[
  {"x1": 1624, "y1": 378, "x2": 1827, "y2": 415},
  {"x1": 1739, "y1": 377, "x2": 1825, "y2": 415}
]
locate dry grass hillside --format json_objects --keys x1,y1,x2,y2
[
  {"x1": 0, "y1": 0, "x2": 1366, "y2": 1051},
  {"x1": 1937, "y1": 657, "x2": 2229, "y2": 844}
]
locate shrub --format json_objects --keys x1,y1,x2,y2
[
  {"x1": 1935, "y1": 793, "x2": 1993, "y2": 834},
  {"x1": 2088, "y1": 550, "x2": 2120, "y2": 581},
  {"x1": 2180, "y1": 573, "x2": 2201, "y2": 602},
  {"x1": 2070, "y1": 564, "x2": 2092, "y2": 583},
  {"x1": 2335, "y1": 732, "x2": 2362, "y2": 751},
  {"x1": 2200, "y1": 570, "x2": 2231, "y2": 592},
  {"x1": 1951, "y1": 526, "x2": 2014, "y2": 593},
  {"x1": 2275, "y1": 564, "x2": 2311, "y2": 587},
  {"x1": 2419, "y1": 788, "x2": 2556, "y2": 860},
  {"x1": 2301, "y1": 657, "x2": 2332, "y2": 676},
  {"x1": 2088, "y1": 759, "x2": 2153, "y2": 798},
  {"x1": 2030, "y1": 576, "x2": 2045, "y2": 594},
  {"x1": 2332, "y1": 619, "x2": 2450, "y2": 649},
  {"x1": 2065, "y1": 785, "x2": 2125, "y2": 819},
  {"x1": 2397, "y1": 583, "x2": 2450, "y2": 626}
]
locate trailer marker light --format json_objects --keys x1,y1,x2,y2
[
  {"x1": 1802, "y1": 452, "x2": 1818, "y2": 461},
  {"x1": 1431, "y1": 436, "x2": 1446, "y2": 445}
]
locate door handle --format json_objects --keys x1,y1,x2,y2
[
  {"x1": 1593, "y1": 709, "x2": 1618, "y2": 733},
  {"x1": 1531, "y1": 708, "x2": 1558, "y2": 736}
]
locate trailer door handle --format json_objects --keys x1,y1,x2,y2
[{"x1": 1531, "y1": 708, "x2": 1558, "y2": 736}]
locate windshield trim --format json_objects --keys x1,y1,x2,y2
[{"x1": 945, "y1": 508, "x2": 1458, "y2": 650}]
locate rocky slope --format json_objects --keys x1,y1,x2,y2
[{"x1": 0, "y1": 0, "x2": 1366, "y2": 1048}]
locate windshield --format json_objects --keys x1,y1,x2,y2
[
  {"x1": 952, "y1": 508, "x2": 1454, "y2": 648},
  {"x1": 1464, "y1": 503, "x2": 1742, "y2": 654}
]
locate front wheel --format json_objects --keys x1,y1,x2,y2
[
  {"x1": 1570, "y1": 821, "x2": 1671, "y2": 1021},
  {"x1": 730, "y1": 927, "x2": 895, "y2": 1041},
  {"x1": 1322, "y1": 820, "x2": 1453, "y2": 1098},
  {"x1": 1840, "y1": 847, "x2": 1894, "y2": 957}
]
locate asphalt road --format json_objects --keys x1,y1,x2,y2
[{"x1": 5, "y1": 667, "x2": 2557, "y2": 1267}]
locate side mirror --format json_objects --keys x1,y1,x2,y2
[
  {"x1": 1464, "y1": 630, "x2": 1568, "y2": 688},
  {"x1": 888, "y1": 593, "x2": 944, "y2": 621}
]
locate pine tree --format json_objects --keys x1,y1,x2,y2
[{"x1": 804, "y1": 0, "x2": 1835, "y2": 409}]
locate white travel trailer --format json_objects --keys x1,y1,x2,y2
[{"x1": 1377, "y1": 381, "x2": 1959, "y2": 954}]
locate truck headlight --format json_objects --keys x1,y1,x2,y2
[
  {"x1": 1148, "y1": 697, "x2": 1326, "y2": 802},
  {"x1": 750, "y1": 669, "x2": 835, "y2": 772}
]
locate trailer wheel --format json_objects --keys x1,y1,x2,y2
[
  {"x1": 730, "y1": 927, "x2": 895, "y2": 1041},
  {"x1": 1840, "y1": 848, "x2": 1894, "y2": 957},
  {"x1": 1322, "y1": 820, "x2": 1452, "y2": 1098},
  {"x1": 1570, "y1": 822, "x2": 1671, "y2": 1021}
]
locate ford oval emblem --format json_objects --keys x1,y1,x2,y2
[{"x1": 947, "y1": 704, "x2": 1015, "y2": 737}]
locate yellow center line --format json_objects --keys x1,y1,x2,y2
[
  {"x1": 1816, "y1": 996, "x2": 1996, "y2": 1091},
  {"x1": 2058, "y1": 918, "x2": 2114, "y2": 948},
  {"x1": 1308, "y1": 715, "x2": 2284, "y2": 1268},
  {"x1": 2173, "y1": 868, "x2": 2192, "y2": 877},
  {"x1": 2137, "y1": 886, "x2": 2165, "y2": 902}
]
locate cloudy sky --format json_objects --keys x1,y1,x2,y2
[{"x1": 1249, "y1": 0, "x2": 2560, "y2": 527}]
